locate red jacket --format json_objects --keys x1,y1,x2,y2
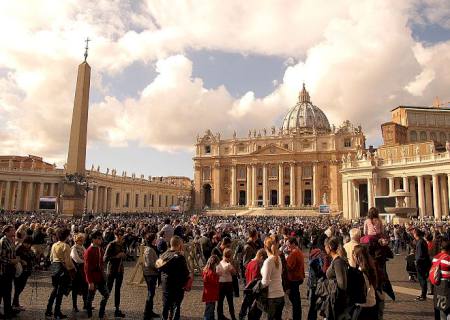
[
  {"x1": 286, "y1": 247, "x2": 305, "y2": 282},
  {"x1": 202, "y1": 269, "x2": 219, "y2": 302},
  {"x1": 84, "y1": 245, "x2": 105, "y2": 284},
  {"x1": 245, "y1": 259, "x2": 261, "y2": 284}
]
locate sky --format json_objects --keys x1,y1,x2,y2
[{"x1": 1, "y1": 1, "x2": 450, "y2": 179}]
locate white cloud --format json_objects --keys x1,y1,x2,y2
[{"x1": 1, "y1": 0, "x2": 450, "y2": 165}]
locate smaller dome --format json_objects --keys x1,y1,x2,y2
[{"x1": 282, "y1": 84, "x2": 331, "y2": 133}]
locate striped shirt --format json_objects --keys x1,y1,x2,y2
[
  {"x1": 432, "y1": 252, "x2": 450, "y2": 280},
  {"x1": 0, "y1": 236, "x2": 16, "y2": 276}
]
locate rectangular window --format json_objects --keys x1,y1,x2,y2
[
  {"x1": 135, "y1": 194, "x2": 139, "y2": 208},
  {"x1": 321, "y1": 142, "x2": 328, "y2": 149},
  {"x1": 303, "y1": 166, "x2": 312, "y2": 179},
  {"x1": 344, "y1": 138, "x2": 351, "y2": 148},
  {"x1": 238, "y1": 145, "x2": 246, "y2": 153},
  {"x1": 283, "y1": 144, "x2": 289, "y2": 149},
  {"x1": 205, "y1": 145, "x2": 211, "y2": 154},
  {"x1": 203, "y1": 167, "x2": 211, "y2": 180}
]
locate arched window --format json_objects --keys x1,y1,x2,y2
[
  {"x1": 420, "y1": 131, "x2": 427, "y2": 141},
  {"x1": 410, "y1": 131, "x2": 417, "y2": 142}
]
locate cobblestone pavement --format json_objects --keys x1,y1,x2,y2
[{"x1": 9, "y1": 251, "x2": 434, "y2": 320}]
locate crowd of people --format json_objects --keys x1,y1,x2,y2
[{"x1": 0, "y1": 208, "x2": 448, "y2": 319}]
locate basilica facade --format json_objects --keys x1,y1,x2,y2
[{"x1": 193, "y1": 85, "x2": 365, "y2": 211}]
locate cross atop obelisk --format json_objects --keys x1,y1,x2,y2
[{"x1": 84, "y1": 37, "x2": 90, "y2": 62}]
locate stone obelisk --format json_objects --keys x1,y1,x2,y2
[{"x1": 61, "y1": 41, "x2": 91, "y2": 216}]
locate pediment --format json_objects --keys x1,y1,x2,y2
[
  {"x1": 251, "y1": 143, "x2": 292, "y2": 155},
  {"x1": 198, "y1": 129, "x2": 218, "y2": 144}
]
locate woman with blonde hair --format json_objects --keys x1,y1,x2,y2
[
  {"x1": 261, "y1": 236, "x2": 285, "y2": 320},
  {"x1": 70, "y1": 233, "x2": 88, "y2": 312}
]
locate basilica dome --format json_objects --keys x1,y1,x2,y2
[{"x1": 282, "y1": 84, "x2": 331, "y2": 133}]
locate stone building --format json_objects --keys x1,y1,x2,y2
[
  {"x1": 0, "y1": 155, "x2": 192, "y2": 214},
  {"x1": 193, "y1": 85, "x2": 365, "y2": 211},
  {"x1": 341, "y1": 104, "x2": 450, "y2": 219}
]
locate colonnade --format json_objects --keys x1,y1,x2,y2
[
  {"x1": 343, "y1": 173, "x2": 450, "y2": 219},
  {"x1": 0, "y1": 180, "x2": 60, "y2": 211},
  {"x1": 226, "y1": 162, "x2": 322, "y2": 208}
]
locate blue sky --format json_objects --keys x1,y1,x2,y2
[{"x1": 1, "y1": 1, "x2": 450, "y2": 179}]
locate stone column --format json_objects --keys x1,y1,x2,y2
[
  {"x1": 23, "y1": 182, "x2": 32, "y2": 211},
  {"x1": 0, "y1": 182, "x2": 3, "y2": 208},
  {"x1": 367, "y1": 178, "x2": 374, "y2": 209},
  {"x1": 87, "y1": 189, "x2": 93, "y2": 213},
  {"x1": 447, "y1": 174, "x2": 450, "y2": 217},
  {"x1": 278, "y1": 163, "x2": 284, "y2": 207},
  {"x1": 402, "y1": 176, "x2": 410, "y2": 207},
  {"x1": 37, "y1": 182, "x2": 44, "y2": 210},
  {"x1": 213, "y1": 164, "x2": 221, "y2": 208},
  {"x1": 441, "y1": 175, "x2": 448, "y2": 217},
  {"x1": 342, "y1": 180, "x2": 349, "y2": 219},
  {"x1": 16, "y1": 181, "x2": 23, "y2": 210},
  {"x1": 246, "y1": 166, "x2": 252, "y2": 207},
  {"x1": 297, "y1": 166, "x2": 302, "y2": 206},
  {"x1": 409, "y1": 178, "x2": 417, "y2": 208},
  {"x1": 103, "y1": 187, "x2": 108, "y2": 213},
  {"x1": 93, "y1": 186, "x2": 99, "y2": 213},
  {"x1": 4, "y1": 181, "x2": 11, "y2": 210},
  {"x1": 263, "y1": 164, "x2": 268, "y2": 207},
  {"x1": 312, "y1": 163, "x2": 318, "y2": 206},
  {"x1": 347, "y1": 179, "x2": 354, "y2": 219},
  {"x1": 417, "y1": 175, "x2": 425, "y2": 218},
  {"x1": 290, "y1": 163, "x2": 295, "y2": 207},
  {"x1": 425, "y1": 176, "x2": 432, "y2": 216},
  {"x1": 432, "y1": 174, "x2": 442, "y2": 219},
  {"x1": 230, "y1": 165, "x2": 236, "y2": 206},
  {"x1": 251, "y1": 165, "x2": 257, "y2": 206},
  {"x1": 388, "y1": 177, "x2": 395, "y2": 195}
]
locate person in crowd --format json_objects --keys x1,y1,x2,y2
[
  {"x1": 202, "y1": 255, "x2": 220, "y2": 320},
  {"x1": 84, "y1": 230, "x2": 109, "y2": 319},
  {"x1": 13, "y1": 236, "x2": 34, "y2": 311},
  {"x1": 406, "y1": 247, "x2": 417, "y2": 282},
  {"x1": 324, "y1": 236, "x2": 348, "y2": 319},
  {"x1": 239, "y1": 248, "x2": 267, "y2": 320},
  {"x1": 432, "y1": 240, "x2": 450, "y2": 319},
  {"x1": 363, "y1": 207, "x2": 384, "y2": 240},
  {"x1": 414, "y1": 228, "x2": 431, "y2": 301},
  {"x1": 260, "y1": 236, "x2": 285, "y2": 320},
  {"x1": 306, "y1": 243, "x2": 325, "y2": 320},
  {"x1": 216, "y1": 248, "x2": 237, "y2": 320},
  {"x1": 199, "y1": 231, "x2": 214, "y2": 262},
  {"x1": 143, "y1": 232, "x2": 160, "y2": 320},
  {"x1": 70, "y1": 233, "x2": 88, "y2": 312},
  {"x1": 161, "y1": 219, "x2": 174, "y2": 242},
  {"x1": 242, "y1": 229, "x2": 259, "y2": 281},
  {"x1": 0, "y1": 225, "x2": 20, "y2": 319},
  {"x1": 156, "y1": 231, "x2": 168, "y2": 254},
  {"x1": 212, "y1": 237, "x2": 232, "y2": 260},
  {"x1": 286, "y1": 237, "x2": 305, "y2": 320},
  {"x1": 173, "y1": 219, "x2": 184, "y2": 238},
  {"x1": 157, "y1": 235, "x2": 190, "y2": 320},
  {"x1": 104, "y1": 228, "x2": 127, "y2": 318},
  {"x1": 45, "y1": 228, "x2": 75, "y2": 320},
  {"x1": 353, "y1": 245, "x2": 377, "y2": 320},
  {"x1": 393, "y1": 225, "x2": 401, "y2": 255},
  {"x1": 343, "y1": 228, "x2": 361, "y2": 268}
]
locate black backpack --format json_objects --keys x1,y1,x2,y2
[{"x1": 346, "y1": 266, "x2": 367, "y2": 305}]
